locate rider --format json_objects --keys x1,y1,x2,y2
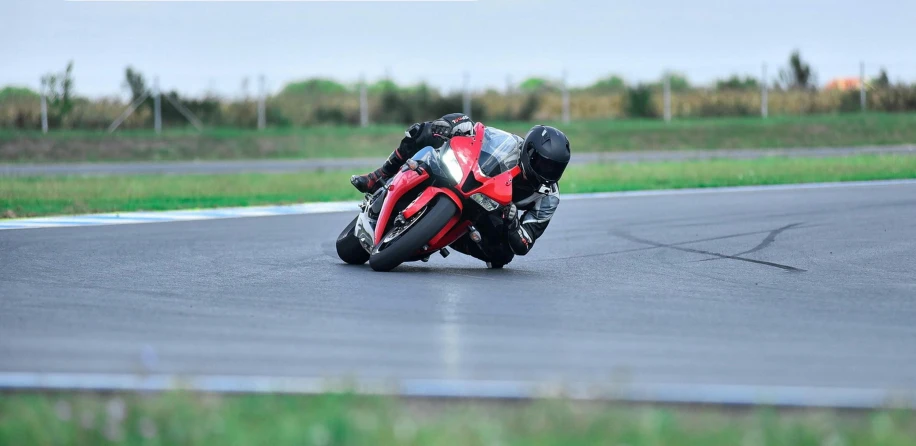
[{"x1": 351, "y1": 113, "x2": 571, "y2": 268}]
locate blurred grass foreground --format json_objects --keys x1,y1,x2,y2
[{"x1": 2, "y1": 391, "x2": 915, "y2": 446}]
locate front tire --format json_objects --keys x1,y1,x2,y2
[
  {"x1": 369, "y1": 197, "x2": 458, "y2": 272},
  {"x1": 336, "y1": 216, "x2": 370, "y2": 265}
]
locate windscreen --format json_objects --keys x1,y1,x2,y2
[{"x1": 477, "y1": 128, "x2": 521, "y2": 177}]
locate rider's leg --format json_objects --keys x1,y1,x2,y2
[
  {"x1": 449, "y1": 233, "x2": 489, "y2": 262},
  {"x1": 483, "y1": 242, "x2": 515, "y2": 267},
  {"x1": 449, "y1": 220, "x2": 515, "y2": 267},
  {"x1": 351, "y1": 123, "x2": 430, "y2": 194},
  {"x1": 350, "y1": 149, "x2": 407, "y2": 194}
]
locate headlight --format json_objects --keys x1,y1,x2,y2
[
  {"x1": 470, "y1": 193, "x2": 501, "y2": 212},
  {"x1": 440, "y1": 147, "x2": 464, "y2": 183}
]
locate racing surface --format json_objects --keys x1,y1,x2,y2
[
  {"x1": 2, "y1": 182, "x2": 916, "y2": 395},
  {"x1": 3, "y1": 145, "x2": 914, "y2": 176}
]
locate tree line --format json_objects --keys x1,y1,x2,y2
[{"x1": 1, "y1": 50, "x2": 914, "y2": 130}]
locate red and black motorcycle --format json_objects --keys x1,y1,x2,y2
[{"x1": 336, "y1": 122, "x2": 522, "y2": 271}]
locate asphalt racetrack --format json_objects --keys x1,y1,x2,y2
[{"x1": 2, "y1": 181, "x2": 915, "y2": 403}]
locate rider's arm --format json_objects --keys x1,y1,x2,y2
[
  {"x1": 507, "y1": 184, "x2": 560, "y2": 256},
  {"x1": 391, "y1": 113, "x2": 475, "y2": 165}
]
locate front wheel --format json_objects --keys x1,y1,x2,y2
[
  {"x1": 369, "y1": 197, "x2": 458, "y2": 272},
  {"x1": 336, "y1": 216, "x2": 370, "y2": 265}
]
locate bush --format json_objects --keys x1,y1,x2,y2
[
  {"x1": 0, "y1": 86, "x2": 39, "y2": 102},
  {"x1": 839, "y1": 90, "x2": 862, "y2": 113},
  {"x1": 515, "y1": 93, "x2": 540, "y2": 121},
  {"x1": 716, "y1": 75, "x2": 759, "y2": 91},
  {"x1": 281, "y1": 78, "x2": 349, "y2": 96},
  {"x1": 626, "y1": 85, "x2": 656, "y2": 118},
  {"x1": 373, "y1": 85, "x2": 487, "y2": 124},
  {"x1": 587, "y1": 75, "x2": 626, "y2": 93},
  {"x1": 518, "y1": 77, "x2": 558, "y2": 93},
  {"x1": 871, "y1": 85, "x2": 916, "y2": 112}
]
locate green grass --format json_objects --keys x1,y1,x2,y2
[
  {"x1": 2, "y1": 113, "x2": 915, "y2": 163},
  {"x1": 3, "y1": 154, "x2": 916, "y2": 218},
  {"x1": 2, "y1": 391, "x2": 914, "y2": 446}
]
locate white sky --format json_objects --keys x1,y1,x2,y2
[{"x1": 3, "y1": 0, "x2": 915, "y2": 99}]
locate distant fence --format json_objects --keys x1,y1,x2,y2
[{"x1": 3, "y1": 67, "x2": 916, "y2": 132}]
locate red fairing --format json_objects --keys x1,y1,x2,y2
[
  {"x1": 447, "y1": 135, "x2": 478, "y2": 186},
  {"x1": 446, "y1": 122, "x2": 487, "y2": 186},
  {"x1": 426, "y1": 220, "x2": 471, "y2": 252},
  {"x1": 466, "y1": 165, "x2": 520, "y2": 206},
  {"x1": 403, "y1": 187, "x2": 463, "y2": 220},
  {"x1": 373, "y1": 169, "x2": 429, "y2": 245}
]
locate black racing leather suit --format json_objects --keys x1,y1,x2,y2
[{"x1": 382, "y1": 113, "x2": 560, "y2": 266}]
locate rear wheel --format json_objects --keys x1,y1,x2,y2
[
  {"x1": 336, "y1": 216, "x2": 370, "y2": 265},
  {"x1": 369, "y1": 197, "x2": 458, "y2": 272}
]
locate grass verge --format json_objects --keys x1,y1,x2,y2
[
  {"x1": 2, "y1": 391, "x2": 915, "y2": 446},
  {"x1": 3, "y1": 154, "x2": 916, "y2": 218},
  {"x1": 2, "y1": 113, "x2": 915, "y2": 163}
]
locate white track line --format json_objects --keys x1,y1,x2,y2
[
  {"x1": 1, "y1": 372, "x2": 913, "y2": 409},
  {"x1": 2, "y1": 179, "x2": 915, "y2": 231}
]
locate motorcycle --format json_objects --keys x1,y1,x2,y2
[{"x1": 336, "y1": 122, "x2": 522, "y2": 272}]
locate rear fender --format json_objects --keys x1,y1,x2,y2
[{"x1": 373, "y1": 169, "x2": 430, "y2": 245}]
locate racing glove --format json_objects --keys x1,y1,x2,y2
[
  {"x1": 502, "y1": 203, "x2": 518, "y2": 222},
  {"x1": 503, "y1": 204, "x2": 534, "y2": 256},
  {"x1": 430, "y1": 113, "x2": 475, "y2": 139},
  {"x1": 410, "y1": 121, "x2": 448, "y2": 150}
]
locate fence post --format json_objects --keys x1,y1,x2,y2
[
  {"x1": 153, "y1": 76, "x2": 162, "y2": 134},
  {"x1": 257, "y1": 75, "x2": 266, "y2": 130},
  {"x1": 663, "y1": 73, "x2": 671, "y2": 123},
  {"x1": 462, "y1": 72, "x2": 471, "y2": 118},
  {"x1": 860, "y1": 61, "x2": 866, "y2": 112},
  {"x1": 761, "y1": 63, "x2": 769, "y2": 119},
  {"x1": 359, "y1": 74, "x2": 369, "y2": 127},
  {"x1": 561, "y1": 70, "x2": 570, "y2": 124},
  {"x1": 40, "y1": 81, "x2": 49, "y2": 133}
]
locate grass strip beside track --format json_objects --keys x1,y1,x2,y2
[
  {"x1": 2, "y1": 113, "x2": 916, "y2": 163},
  {"x1": 2, "y1": 392, "x2": 915, "y2": 446},
  {"x1": 3, "y1": 154, "x2": 916, "y2": 218}
]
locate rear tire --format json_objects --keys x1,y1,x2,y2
[
  {"x1": 369, "y1": 197, "x2": 457, "y2": 272},
  {"x1": 336, "y1": 216, "x2": 370, "y2": 265}
]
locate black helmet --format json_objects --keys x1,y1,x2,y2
[{"x1": 519, "y1": 125, "x2": 570, "y2": 186}]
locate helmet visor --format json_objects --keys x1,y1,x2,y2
[{"x1": 530, "y1": 151, "x2": 567, "y2": 183}]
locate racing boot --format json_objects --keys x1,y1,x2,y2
[
  {"x1": 350, "y1": 150, "x2": 404, "y2": 194},
  {"x1": 350, "y1": 168, "x2": 389, "y2": 194},
  {"x1": 350, "y1": 119, "x2": 453, "y2": 194}
]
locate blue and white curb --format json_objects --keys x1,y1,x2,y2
[
  {"x1": 0, "y1": 201, "x2": 361, "y2": 231},
  {"x1": 3, "y1": 179, "x2": 915, "y2": 231}
]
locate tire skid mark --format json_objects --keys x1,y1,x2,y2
[
  {"x1": 696, "y1": 222, "x2": 806, "y2": 262},
  {"x1": 534, "y1": 226, "x2": 805, "y2": 263},
  {"x1": 612, "y1": 230, "x2": 807, "y2": 272}
]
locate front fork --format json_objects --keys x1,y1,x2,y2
[{"x1": 354, "y1": 189, "x2": 387, "y2": 254}]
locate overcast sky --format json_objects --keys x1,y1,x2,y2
[{"x1": 3, "y1": 0, "x2": 914, "y2": 99}]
